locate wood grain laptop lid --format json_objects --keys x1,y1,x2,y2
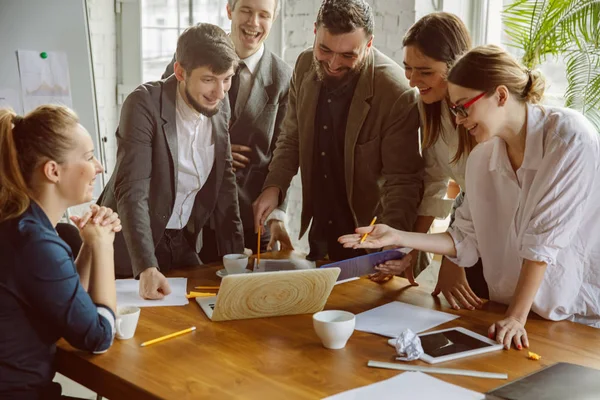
[{"x1": 211, "y1": 267, "x2": 341, "y2": 322}]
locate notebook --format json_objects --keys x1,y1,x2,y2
[
  {"x1": 485, "y1": 362, "x2": 600, "y2": 400},
  {"x1": 196, "y1": 267, "x2": 340, "y2": 321},
  {"x1": 320, "y1": 248, "x2": 409, "y2": 281}
]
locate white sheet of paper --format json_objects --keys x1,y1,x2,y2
[
  {"x1": 0, "y1": 88, "x2": 23, "y2": 114},
  {"x1": 355, "y1": 301, "x2": 458, "y2": 337},
  {"x1": 17, "y1": 50, "x2": 73, "y2": 113},
  {"x1": 116, "y1": 278, "x2": 189, "y2": 307},
  {"x1": 323, "y1": 371, "x2": 484, "y2": 400}
]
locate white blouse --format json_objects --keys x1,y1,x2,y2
[
  {"x1": 418, "y1": 99, "x2": 467, "y2": 219},
  {"x1": 448, "y1": 104, "x2": 600, "y2": 327}
]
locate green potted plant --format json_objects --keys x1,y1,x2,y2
[{"x1": 502, "y1": 0, "x2": 600, "y2": 130}]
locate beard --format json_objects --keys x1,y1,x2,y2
[
  {"x1": 312, "y1": 53, "x2": 367, "y2": 89},
  {"x1": 184, "y1": 84, "x2": 221, "y2": 117}
]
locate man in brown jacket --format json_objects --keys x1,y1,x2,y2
[{"x1": 253, "y1": 0, "x2": 423, "y2": 261}]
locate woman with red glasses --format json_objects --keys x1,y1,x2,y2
[
  {"x1": 340, "y1": 44, "x2": 600, "y2": 350},
  {"x1": 370, "y1": 12, "x2": 487, "y2": 312}
]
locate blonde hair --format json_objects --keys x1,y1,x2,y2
[
  {"x1": 448, "y1": 44, "x2": 546, "y2": 104},
  {"x1": 0, "y1": 105, "x2": 78, "y2": 222},
  {"x1": 403, "y1": 12, "x2": 473, "y2": 162}
]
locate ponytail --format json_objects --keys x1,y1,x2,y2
[
  {"x1": 0, "y1": 105, "x2": 79, "y2": 222},
  {"x1": 0, "y1": 109, "x2": 31, "y2": 222}
]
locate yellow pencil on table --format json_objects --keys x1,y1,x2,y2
[
  {"x1": 194, "y1": 286, "x2": 220, "y2": 290},
  {"x1": 359, "y1": 216, "x2": 378, "y2": 244},
  {"x1": 186, "y1": 291, "x2": 217, "y2": 299},
  {"x1": 140, "y1": 327, "x2": 196, "y2": 347}
]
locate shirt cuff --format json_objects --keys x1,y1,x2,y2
[
  {"x1": 446, "y1": 227, "x2": 479, "y2": 267},
  {"x1": 93, "y1": 305, "x2": 116, "y2": 354},
  {"x1": 265, "y1": 208, "x2": 287, "y2": 226}
]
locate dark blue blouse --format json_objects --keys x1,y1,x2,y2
[{"x1": 0, "y1": 202, "x2": 114, "y2": 399}]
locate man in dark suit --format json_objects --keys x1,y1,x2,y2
[
  {"x1": 98, "y1": 23, "x2": 244, "y2": 299},
  {"x1": 162, "y1": 0, "x2": 293, "y2": 260}
]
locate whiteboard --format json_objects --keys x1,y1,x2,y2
[{"x1": 0, "y1": 0, "x2": 103, "y2": 193}]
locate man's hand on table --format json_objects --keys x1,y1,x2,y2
[{"x1": 139, "y1": 267, "x2": 172, "y2": 300}]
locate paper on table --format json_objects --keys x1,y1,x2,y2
[
  {"x1": 355, "y1": 301, "x2": 458, "y2": 338},
  {"x1": 320, "y1": 248, "x2": 409, "y2": 281},
  {"x1": 116, "y1": 278, "x2": 189, "y2": 307},
  {"x1": 323, "y1": 371, "x2": 484, "y2": 400}
]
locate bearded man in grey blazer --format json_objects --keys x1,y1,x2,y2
[
  {"x1": 162, "y1": 0, "x2": 293, "y2": 261},
  {"x1": 254, "y1": 0, "x2": 424, "y2": 264},
  {"x1": 98, "y1": 24, "x2": 244, "y2": 299}
]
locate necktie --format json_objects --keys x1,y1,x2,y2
[{"x1": 229, "y1": 62, "x2": 245, "y2": 119}]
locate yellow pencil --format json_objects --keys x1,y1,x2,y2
[
  {"x1": 257, "y1": 225, "x2": 262, "y2": 264},
  {"x1": 140, "y1": 327, "x2": 196, "y2": 347},
  {"x1": 359, "y1": 216, "x2": 378, "y2": 244},
  {"x1": 194, "y1": 286, "x2": 220, "y2": 290}
]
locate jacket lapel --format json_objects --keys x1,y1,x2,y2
[
  {"x1": 230, "y1": 51, "x2": 272, "y2": 132},
  {"x1": 344, "y1": 49, "x2": 374, "y2": 203},
  {"x1": 160, "y1": 75, "x2": 179, "y2": 194},
  {"x1": 298, "y1": 68, "x2": 321, "y2": 199},
  {"x1": 211, "y1": 104, "x2": 229, "y2": 192}
]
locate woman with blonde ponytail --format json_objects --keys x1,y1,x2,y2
[
  {"x1": 340, "y1": 44, "x2": 600, "y2": 350},
  {"x1": 0, "y1": 105, "x2": 121, "y2": 399}
]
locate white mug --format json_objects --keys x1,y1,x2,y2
[
  {"x1": 223, "y1": 253, "x2": 249, "y2": 274},
  {"x1": 313, "y1": 310, "x2": 356, "y2": 349},
  {"x1": 116, "y1": 305, "x2": 140, "y2": 340}
]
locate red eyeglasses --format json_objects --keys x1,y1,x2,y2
[{"x1": 450, "y1": 92, "x2": 486, "y2": 118}]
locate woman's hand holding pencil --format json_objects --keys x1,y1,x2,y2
[{"x1": 338, "y1": 223, "x2": 402, "y2": 249}]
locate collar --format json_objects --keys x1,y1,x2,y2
[
  {"x1": 240, "y1": 44, "x2": 265, "y2": 75},
  {"x1": 488, "y1": 103, "x2": 544, "y2": 172},
  {"x1": 175, "y1": 84, "x2": 204, "y2": 122},
  {"x1": 520, "y1": 103, "x2": 544, "y2": 171}
]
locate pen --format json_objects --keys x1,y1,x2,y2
[
  {"x1": 359, "y1": 216, "x2": 377, "y2": 244},
  {"x1": 257, "y1": 224, "x2": 262, "y2": 264},
  {"x1": 140, "y1": 327, "x2": 196, "y2": 347}
]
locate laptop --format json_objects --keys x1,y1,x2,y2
[{"x1": 196, "y1": 267, "x2": 341, "y2": 322}]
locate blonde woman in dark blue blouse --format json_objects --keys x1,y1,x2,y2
[{"x1": 0, "y1": 105, "x2": 121, "y2": 399}]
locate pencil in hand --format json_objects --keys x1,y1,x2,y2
[
  {"x1": 359, "y1": 216, "x2": 378, "y2": 244},
  {"x1": 257, "y1": 224, "x2": 262, "y2": 264}
]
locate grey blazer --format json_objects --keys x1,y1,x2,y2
[
  {"x1": 97, "y1": 75, "x2": 244, "y2": 278},
  {"x1": 162, "y1": 49, "x2": 292, "y2": 232}
]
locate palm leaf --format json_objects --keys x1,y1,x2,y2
[
  {"x1": 503, "y1": 0, "x2": 572, "y2": 67},
  {"x1": 504, "y1": 0, "x2": 600, "y2": 131},
  {"x1": 564, "y1": 47, "x2": 600, "y2": 131}
]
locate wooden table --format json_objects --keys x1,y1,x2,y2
[{"x1": 56, "y1": 252, "x2": 600, "y2": 399}]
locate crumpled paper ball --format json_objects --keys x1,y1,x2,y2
[{"x1": 393, "y1": 328, "x2": 424, "y2": 361}]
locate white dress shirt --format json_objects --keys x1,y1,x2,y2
[
  {"x1": 418, "y1": 99, "x2": 467, "y2": 218},
  {"x1": 166, "y1": 88, "x2": 215, "y2": 229},
  {"x1": 448, "y1": 104, "x2": 600, "y2": 326}
]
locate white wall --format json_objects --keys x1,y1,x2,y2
[{"x1": 87, "y1": 0, "x2": 119, "y2": 177}]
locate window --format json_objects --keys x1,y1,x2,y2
[
  {"x1": 485, "y1": 0, "x2": 568, "y2": 107},
  {"x1": 141, "y1": 0, "x2": 230, "y2": 82}
]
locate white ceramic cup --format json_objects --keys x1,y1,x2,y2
[
  {"x1": 116, "y1": 305, "x2": 140, "y2": 340},
  {"x1": 223, "y1": 253, "x2": 249, "y2": 274},
  {"x1": 313, "y1": 310, "x2": 356, "y2": 349}
]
